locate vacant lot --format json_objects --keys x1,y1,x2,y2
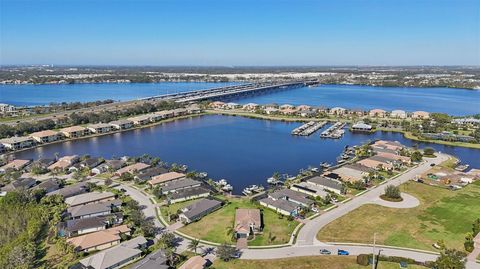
[
  {"x1": 317, "y1": 181, "x2": 480, "y2": 250},
  {"x1": 213, "y1": 256, "x2": 428, "y2": 269},
  {"x1": 178, "y1": 197, "x2": 297, "y2": 245}
]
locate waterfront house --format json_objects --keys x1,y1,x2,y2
[
  {"x1": 172, "y1": 108, "x2": 189, "y2": 117},
  {"x1": 452, "y1": 118, "x2": 480, "y2": 125},
  {"x1": 0, "y1": 159, "x2": 32, "y2": 171},
  {"x1": 332, "y1": 164, "x2": 373, "y2": 183},
  {"x1": 160, "y1": 178, "x2": 202, "y2": 194},
  {"x1": 297, "y1": 105, "x2": 312, "y2": 111},
  {"x1": 153, "y1": 110, "x2": 175, "y2": 119},
  {"x1": 134, "y1": 166, "x2": 169, "y2": 182},
  {"x1": 92, "y1": 159, "x2": 125, "y2": 174},
  {"x1": 372, "y1": 140, "x2": 404, "y2": 151},
  {"x1": 25, "y1": 158, "x2": 55, "y2": 172},
  {"x1": 350, "y1": 108, "x2": 365, "y2": 117},
  {"x1": 259, "y1": 188, "x2": 314, "y2": 216},
  {"x1": 61, "y1": 126, "x2": 89, "y2": 138},
  {"x1": 351, "y1": 122, "x2": 372, "y2": 132},
  {"x1": 109, "y1": 119, "x2": 134, "y2": 130},
  {"x1": 166, "y1": 186, "x2": 211, "y2": 204},
  {"x1": 87, "y1": 123, "x2": 113, "y2": 134},
  {"x1": 412, "y1": 110, "x2": 430, "y2": 119},
  {"x1": 67, "y1": 199, "x2": 122, "y2": 219},
  {"x1": 148, "y1": 171, "x2": 185, "y2": 186},
  {"x1": 376, "y1": 152, "x2": 411, "y2": 164},
  {"x1": 146, "y1": 113, "x2": 163, "y2": 122},
  {"x1": 234, "y1": 209, "x2": 262, "y2": 239},
  {"x1": 369, "y1": 109, "x2": 386, "y2": 118},
  {"x1": 306, "y1": 176, "x2": 344, "y2": 194},
  {"x1": 187, "y1": 104, "x2": 202, "y2": 114},
  {"x1": 179, "y1": 198, "x2": 222, "y2": 223},
  {"x1": 281, "y1": 108, "x2": 297, "y2": 115},
  {"x1": 0, "y1": 136, "x2": 35, "y2": 150},
  {"x1": 280, "y1": 104, "x2": 295, "y2": 110},
  {"x1": 391, "y1": 110, "x2": 407, "y2": 119},
  {"x1": 47, "y1": 182, "x2": 88, "y2": 198},
  {"x1": 357, "y1": 157, "x2": 394, "y2": 170},
  {"x1": 298, "y1": 110, "x2": 317, "y2": 117},
  {"x1": 264, "y1": 107, "x2": 279, "y2": 115},
  {"x1": 225, "y1": 102, "x2": 240, "y2": 109},
  {"x1": 131, "y1": 249, "x2": 169, "y2": 269},
  {"x1": 115, "y1": 162, "x2": 150, "y2": 176},
  {"x1": 30, "y1": 130, "x2": 61, "y2": 143},
  {"x1": 329, "y1": 107, "x2": 347, "y2": 116},
  {"x1": 128, "y1": 115, "x2": 151, "y2": 125},
  {"x1": 290, "y1": 182, "x2": 329, "y2": 198},
  {"x1": 178, "y1": 256, "x2": 208, "y2": 269},
  {"x1": 269, "y1": 188, "x2": 314, "y2": 207},
  {"x1": 77, "y1": 236, "x2": 147, "y2": 269},
  {"x1": 259, "y1": 197, "x2": 300, "y2": 216},
  {"x1": 65, "y1": 191, "x2": 116, "y2": 208},
  {"x1": 242, "y1": 103, "x2": 259, "y2": 111},
  {"x1": 48, "y1": 155, "x2": 80, "y2": 171}
]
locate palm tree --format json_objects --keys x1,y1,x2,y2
[{"x1": 188, "y1": 239, "x2": 200, "y2": 254}]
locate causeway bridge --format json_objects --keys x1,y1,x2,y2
[{"x1": 143, "y1": 80, "x2": 318, "y2": 103}]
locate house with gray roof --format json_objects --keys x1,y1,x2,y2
[
  {"x1": 259, "y1": 197, "x2": 299, "y2": 216},
  {"x1": 65, "y1": 216, "x2": 107, "y2": 237},
  {"x1": 68, "y1": 199, "x2": 122, "y2": 219},
  {"x1": 1, "y1": 177, "x2": 37, "y2": 192},
  {"x1": 65, "y1": 191, "x2": 116, "y2": 207},
  {"x1": 77, "y1": 236, "x2": 147, "y2": 269},
  {"x1": 161, "y1": 178, "x2": 202, "y2": 194},
  {"x1": 167, "y1": 186, "x2": 211, "y2": 204},
  {"x1": 179, "y1": 198, "x2": 222, "y2": 223},
  {"x1": 307, "y1": 176, "x2": 344, "y2": 194},
  {"x1": 33, "y1": 178, "x2": 60, "y2": 193},
  {"x1": 268, "y1": 188, "x2": 313, "y2": 207},
  {"x1": 109, "y1": 119, "x2": 134, "y2": 130},
  {"x1": 47, "y1": 182, "x2": 88, "y2": 198},
  {"x1": 131, "y1": 249, "x2": 169, "y2": 269}
]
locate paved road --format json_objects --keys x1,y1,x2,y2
[{"x1": 296, "y1": 153, "x2": 449, "y2": 246}]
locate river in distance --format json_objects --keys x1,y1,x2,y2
[{"x1": 14, "y1": 115, "x2": 480, "y2": 194}]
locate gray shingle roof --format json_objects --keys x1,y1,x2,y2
[
  {"x1": 161, "y1": 178, "x2": 201, "y2": 193},
  {"x1": 67, "y1": 199, "x2": 121, "y2": 218},
  {"x1": 182, "y1": 198, "x2": 222, "y2": 221},
  {"x1": 307, "y1": 176, "x2": 343, "y2": 191}
]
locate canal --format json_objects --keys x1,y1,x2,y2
[{"x1": 14, "y1": 115, "x2": 480, "y2": 194}]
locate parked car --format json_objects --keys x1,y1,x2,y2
[
  {"x1": 337, "y1": 249, "x2": 349, "y2": 255},
  {"x1": 319, "y1": 249, "x2": 331, "y2": 255}
]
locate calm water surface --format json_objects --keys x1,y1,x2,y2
[
  {"x1": 14, "y1": 115, "x2": 480, "y2": 194},
  {"x1": 234, "y1": 84, "x2": 480, "y2": 116},
  {"x1": 0, "y1": 82, "x2": 236, "y2": 106}
]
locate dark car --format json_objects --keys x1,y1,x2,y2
[
  {"x1": 337, "y1": 249, "x2": 349, "y2": 255},
  {"x1": 319, "y1": 249, "x2": 331, "y2": 255},
  {"x1": 120, "y1": 188, "x2": 127, "y2": 193},
  {"x1": 430, "y1": 163, "x2": 436, "y2": 167}
]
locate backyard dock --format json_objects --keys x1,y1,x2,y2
[{"x1": 320, "y1": 122, "x2": 346, "y2": 139}]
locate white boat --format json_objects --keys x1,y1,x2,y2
[{"x1": 222, "y1": 184, "x2": 233, "y2": 191}]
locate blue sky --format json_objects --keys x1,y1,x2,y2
[{"x1": 0, "y1": 0, "x2": 478, "y2": 66}]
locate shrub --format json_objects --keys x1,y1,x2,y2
[
  {"x1": 384, "y1": 185, "x2": 401, "y2": 199},
  {"x1": 357, "y1": 254, "x2": 370, "y2": 266}
]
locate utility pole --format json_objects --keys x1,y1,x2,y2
[{"x1": 372, "y1": 233, "x2": 376, "y2": 269}]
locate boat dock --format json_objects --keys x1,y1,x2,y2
[
  {"x1": 320, "y1": 122, "x2": 346, "y2": 139},
  {"x1": 292, "y1": 121, "x2": 327, "y2": 136}
]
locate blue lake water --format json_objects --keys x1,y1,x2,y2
[
  {"x1": 14, "y1": 115, "x2": 480, "y2": 194},
  {"x1": 0, "y1": 82, "x2": 236, "y2": 106},
  {"x1": 1, "y1": 83, "x2": 479, "y2": 115},
  {"x1": 234, "y1": 84, "x2": 480, "y2": 116}
]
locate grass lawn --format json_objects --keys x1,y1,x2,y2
[
  {"x1": 177, "y1": 197, "x2": 297, "y2": 245},
  {"x1": 212, "y1": 256, "x2": 428, "y2": 269},
  {"x1": 317, "y1": 181, "x2": 480, "y2": 251}
]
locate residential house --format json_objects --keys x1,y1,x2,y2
[
  {"x1": 298, "y1": 110, "x2": 317, "y2": 117},
  {"x1": 65, "y1": 191, "x2": 116, "y2": 207},
  {"x1": 61, "y1": 126, "x2": 89, "y2": 138},
  {"x1": 128, "y1": 115, "x2": 152, "y2": 125},
  {"x1": 179, "y1": 198, "x2": 222, "y2": 223},
  {"x1": 67, "y1": 199, "x2": 122, "y2": 219},
  {"x1": 281, "y1": 108, "x2": 297, "y2": 115},
  {"x1": 30, "y1": 130, "x2": 61, "y2": 143},
  {"x1": 264, "y1": 107, "x2": 279, "y2": 115},
  {"x1": 332, "y1": 164, "x2": 373, "y2": 183},
  {"x1": 234, "y1": 209, "x2": 262, "y2": 239},
  {"x1": 92, "y1": 159, "x2": 125, "y2": 174},
  {"x1": 225, "y1": 102, "x2": 240, "y2": 109},
  {"x1": 47, "y1": 182, "x2": 88, "y2": 198},
  {"x1": 77, "y1": 236, "x2": 147, "y2": 269},
  {"x1": 357, "y1": 157, "x2": 394, "y2": 170},
  {"x1": 115, "y1": 163, "x2": 150, "y2": 176},
  {"x1": 153, "y1": 110, "x2": 174, "y2": 119},
  {"x1": 148, "y1": 171, "x2": 186, "y2": 187},
  {"x1": 134, "y1": 166, "x2": 169, "y2": 183},
  {"x1": 259, "y1": 188, "x2": 313, "y2": 216},
  {"x1": 290, "y1": 182, "x2": 329, "y2": 198},
  {"x1": 1, "y1": 177, "x2": 37, "y2": 192},
  {"x1": 48, "y1": 155, "x2": 80, "y2": 171},
  {"x1": 64, "y1": 216, "x2": 108, "y2": 237},
  {"x1": 269, "y1": 188, "x2": 314, "y2": 207},
  {"x1": 210, "y1": 101, "x2": 226, "y2": 109},
  {"x1": 0, "y1": 136, "x2": 35, "y2": 150},
  {"x1": 0, "y1": 159, "x2": 32, "y2": 171},
  {"x1": 160, "y1": 178, "x2": 202, "y2": 194},
  {"x1": 369, "y1": 109, "x2": 386, "y2": 118},
  {"x1": 25, "y1": 158, "x2": 55, "y2": 172},
  {"x1": 131, "y1": 249, "x2": 169, "y2": 269},
  {"x1": 33, "y1": 178, "x2": 61, "y2": 193},
  {"x1": 297, "y1": 105, "x2": 312, "y2": 111},
  {"x1": 329, "y1": 107, "x2": 347, "y2": 116},
  {"x1": 109, "y1": 119, "x2": 134, "y2": 130},
  {"x1": 87, "y1": 123, "x2": 113, "y2": 134},
  {"x1": 242, "y1": 103, "x2": 259, "y2": 111},
  {"x1": 167, "y1": 186, "x2": 211, "y2": 204},
  {"x1": 376, "y1": 152, "x2": 411, "y2": 164},
  {"x1": 412, "y1": 111, "x2": 430, "y2": 119},
  {"x1": 306, "y1": 176, "x2": 344, "y2": 194},
  {"x1": 351, "y1": 122, "x2": 372, "y2": 132},
  {"x1": 178, "y1": 256, "x2": 207, "y2": 269},
  {"x1": 67, "y1": 225, "x2": 131, "y2": 252},
  {"x1": 172, "y1": 108, "x2": 189, "y2": 117},
  {"x1": 391, "y1": 110, "x2": 407, "y2": 119},
  {"x1": 280, "y1": 104, "x2": 295, "y2": 110},
  {"x1": 372, "y1": 140, "x2": 404, "y2": 151}
]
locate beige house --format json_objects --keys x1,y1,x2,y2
[
  {"x1": 391, "y1": 110, "x2": 407, "y2": 119},
  {"x1": 357, "y1": 158, "x2": 393, "y2": 170},
  {"x1": 48, "y1": 155, "x2": 79, "y2": 171},
  {"x1": 148, "y1": 171, "x2": 186, "y2": 187},
  {"x1": 179, "y1": 256, "x2": 207, "y2": 269},
  {"x1": 329, "y1": 107, "x2": 347, "y2": 115},
  {"x1": 65, "y1": 192, "x2": 116, "y2": 207},
  {"x1": 412, "y1": 111, "x2": 430, "y2": 119},
  {"x1": 61, "y1": 126, "x2": 89, "y2": 138},
  {"x1": 0, "y1": 136, "x2": 35, "y2": 150},
  {"x1": 30, "y1": 130, "x2": 61, "y2": 143},
  {"x1": 369, "y1": 109, "x2": 386, "y2": 118},
  {"x1": 115, "y1": 162, "x2": 150, "y2": 176},
  {"x1": 67, "y1": 225, "x2": 131, "y2": 252},
  {"x1": 87, "y1": 123, "x2": 112, "y2": 134},
  {"x1": 234, "y1": 209, "x2": 262, "y2": 239}
]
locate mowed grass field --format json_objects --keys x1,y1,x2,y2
[
  {"x1": 212, "y1": 256, "x2": 428, "y2": 269},
  {"x1": 317, "y1": 181, "x2": 480, "y2": 250},
  {"x1": 177, "y1": 197, "x2": 297, "y2": 245}
]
